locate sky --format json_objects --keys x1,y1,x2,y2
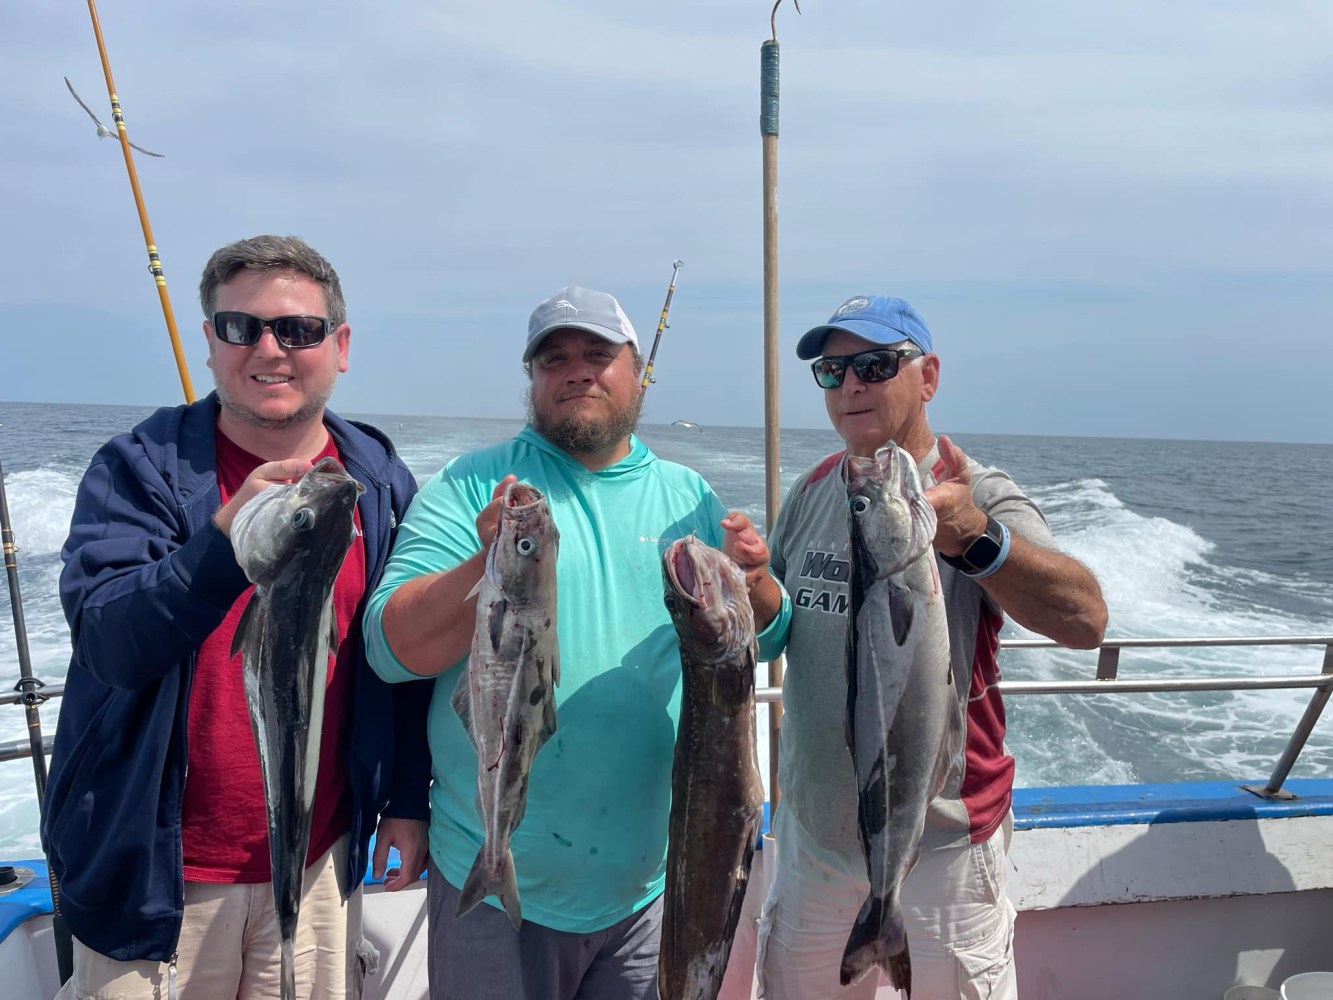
[{"x1": 2, "y1": 0, "x2": 1329, "y2": 442}]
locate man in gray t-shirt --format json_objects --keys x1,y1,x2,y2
[{"x1": 754, "y1": 295, "x2": 1107, "y2": 1000}]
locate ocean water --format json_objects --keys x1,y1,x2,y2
[{"x1": 2, "y1": 400, "x2": 1332, "y2": 858}]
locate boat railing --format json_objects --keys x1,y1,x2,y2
[
  {"x1": 5, "y1": 634, "x2": 1333, "y2": 797},
  {"x1": 758, "y1": 634, "x2": 1333, "y2": 799}
]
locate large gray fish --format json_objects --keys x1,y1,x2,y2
[
  {"x1": 659, "y1": 535, "x2": 765, "y2": 1000},
  {"x1": 841, "y1": 443, "x2": 964, "y2": 994},
  {"x1": 229, "y1": 456, "x2": 364, "y2": 1000},
  {"x1": 452, "y1": 480, "x2": 560, "y2": 929}
]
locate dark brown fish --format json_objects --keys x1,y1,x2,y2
[{"x1": 659, "y1": 535, "x2": 765, "y2": 1000}]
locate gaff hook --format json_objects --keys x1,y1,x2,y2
[{"x1": 771, "y1": 0, "x2": 802, "y2": 42}]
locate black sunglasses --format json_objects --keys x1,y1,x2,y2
[
  {"x1": 211, "y1": 311, "x2": 331, "y2": 349},
  {"x1": 810, "y1": 346, "x2": 922, "y2": 389}
]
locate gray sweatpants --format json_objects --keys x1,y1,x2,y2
[{"x1": 427, "y1": 860, "x2": 662, "y2": 1000}]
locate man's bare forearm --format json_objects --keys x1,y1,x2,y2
[{"x1": 380, "y1": 551, "x2": 487, "y2": 676}]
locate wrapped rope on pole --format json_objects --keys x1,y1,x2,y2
[
  {"x1": 84, "y1": 0, "x2": 194, "y2": 403},
  {"x1": 761, "y1": 0, "x2": 797, "y2": 805}
]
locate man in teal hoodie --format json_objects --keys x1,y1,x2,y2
[{"x1": 364, "y1": 286, "x2": 788, "y2": 999}]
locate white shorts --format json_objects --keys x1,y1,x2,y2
[{"x1": 756, "y1": 804, "x2": 1017, "y2": 1000}]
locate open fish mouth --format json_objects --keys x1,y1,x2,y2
[
  {"x1": 505, "y1": 481, "x2": 545, "y2": 509},
  {"x1": 665, "y1": 538, "x2": 704, "y2": 608},
  {"x1": 301, "y1": 456, "x2": 365, "y2": 495},
  {"x1": 662, "y1": 536, "x2": 752, "y2": 656}
]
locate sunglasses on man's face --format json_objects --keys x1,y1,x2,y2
[
  {"x1": 211, "y1": 311, "x2": 331, "y2": 349},
  {"x1": 810, "y1": 346, "x2": 922, "y2": 389}
]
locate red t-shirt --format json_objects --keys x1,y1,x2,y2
[{"x1": 181, "y1": 430, "x2": 365, "y2": 883}]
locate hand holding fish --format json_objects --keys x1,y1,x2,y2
[
  {"x1": 372, "y1": 815, "x2": 429, "y2": 891},
  {"x1": 475, "y1": 474, "x2": 519, "y2": 549},
  {"x1": 213, "y1": 458, "x2": 314, "y2": 537},
  {"x1": 721, "y1": 511, "x2": 783, "y2": 629},
  {"x1": 923, "y1": 435, "x2": 988, "y2": 558},
  {"x1": 720, "y1": 511, "x2": 770, "y2": 588}
]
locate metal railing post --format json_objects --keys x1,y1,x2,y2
[{"x1": 1244, "y1": 642, "x2": 1333, "y2": 799}]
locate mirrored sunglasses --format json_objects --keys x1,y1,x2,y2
[
  {"x1": 810, "y1": 347, "x2": 922, "y2": 389},
  {"x1": 211, "y1": 311, "x2": 331, "y2": 349}
]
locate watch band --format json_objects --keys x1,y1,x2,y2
[{"x1": 940, "y1": 516, "x2": 1010, "y2": 578}]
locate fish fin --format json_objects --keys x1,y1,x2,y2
[
  {"x1": 888, "y1": 582, "x2": 914, "y2": 646},
  {"x1": 710, "y1": 664, "x2": 752, "y2": 710},
  {"x1": 327, "y1": 602, "x2": 339, "y2": 656},
  {"x1": 551, "y1": 643, "x2": 561, "y2": 687},
  {"x1": 720, "y1": 806, "x2": 764, "y2": 949},
  {"x1": 451, "y1": 677, "x2": 478, "y2": 748},
  {"x1": 466, "y1": 574, "x2": 484, "y2": 601},
  {"x1": 230, "y1": 593, "x2": 260, "y2": 659},
  {"x1": 540, "y1": 692, "x2": 558, "y2": 745},
  {"x1": 840, "y1": 893, "x2": 909, "y2": 992},
  {"x1": 457, "y1": 846, "x2": 522, "y2": 930},
  {"x1": 487, "y1": 598, "x2": 508, "y2": 652}
]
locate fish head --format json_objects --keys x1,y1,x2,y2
[
  {"x1": 230, "y1": 456, "x2": 365, "y2": 588},
  {"x1": 487, "y1": 480, "x2": 559, "y2": 606},
  {"x1": 846, "y1": 443, "x2": 936, "y2": 573},
  {"x1": 661, "y1": 534, "x2": 756, "y2": 664}
]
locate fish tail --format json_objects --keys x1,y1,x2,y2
[
  {"x1": 457, "y1": 846, "x2": 523, "y2": 930},
  {"x1": 839, "y1": 893, "x2": 910, "y2": 995},
  {"x1": 281, "y1": 936, "x2": 296, "y2": 1000}
]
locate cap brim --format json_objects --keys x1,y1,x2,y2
[
  {"x1": 795, "y1": 321, "x2": 922, "y2": 359},
  {"x1": 523, "y1": 323, "x2": 634, "y2": 363}
]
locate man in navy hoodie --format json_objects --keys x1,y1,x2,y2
[{"x1": 42, "y1": 235, "x2": 431, "y2": 999}]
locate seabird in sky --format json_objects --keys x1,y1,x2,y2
[{"x1": 64, "y1": 76, "x2": 164, "y2": 158}]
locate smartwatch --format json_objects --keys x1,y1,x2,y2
[{"x1": 940, "y1": 516, "x2": 1010, "y2": 578}]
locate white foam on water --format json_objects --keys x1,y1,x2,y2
[
  {"x1": 3, "y1": 468, "x2": 79, "y2": 558},
  {"x1": 1007, "y1": 477, "x2": 1333, "y2": 788}
]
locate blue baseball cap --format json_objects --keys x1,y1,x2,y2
[{"x1": 795, "y1": 295, "x2": 934, "y2": 360}]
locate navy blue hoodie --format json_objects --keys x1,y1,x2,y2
[{"x1": 40, "y1": 394, "x2": 431, "y2": 962}]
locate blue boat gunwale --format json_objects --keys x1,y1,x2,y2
[
  {"x1": 5, "y1": 779, "x2": 1332, "y2": 945},
  {"x1": 1011, "y1": 777, "x2": 1333, "y2": 829}
]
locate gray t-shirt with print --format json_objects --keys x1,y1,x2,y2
[{"x1": 766, "y1": 441, "x2": 1057, "y2": 856}]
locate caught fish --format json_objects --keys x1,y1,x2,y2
[
  {"x1": 452, "y1": 480, "x2": 560, "y2": 928},
  {"x1": 841, "y1": 443, "x2": 964, "y2": 994},
  {"x1": 229, "y1": 456, "x2": 364, "y2": 1000},
  {"x1": 659, "y1": 535, "x2": 765, "y2": 1000}
]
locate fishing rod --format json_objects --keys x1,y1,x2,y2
[
  {"x1": 640, "y1": 259, "x2": 685, "y2": 390},
  {"x1": 82, "y1": 0, "x2": 195, "y2": 403},
  {"x1": 0, "y1": 453, "x2": 47, "y2": 803},
  {"x1": 0, "y1": 436, "x2": 70, "y2": 982}
]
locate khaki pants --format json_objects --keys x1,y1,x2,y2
[
  {"x1": 756, "y1": 806, "x2": 1018, "y2": 1000},
  {"x1": 58, "y1": 837, "x2": 370, "y2": 1000}
]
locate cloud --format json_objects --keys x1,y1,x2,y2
[{"x1": 2, "y1": 0, "x2": 1328, "y2": 440}]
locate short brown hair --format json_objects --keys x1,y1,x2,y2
[{"x1": 198, "y1": 235, "x2": 346, "y2": 326}]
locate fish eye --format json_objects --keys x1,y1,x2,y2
[
  {"x1": 664, "y1": 593, "x2": 679, "y2": 611},
  {"x1": 850, "y1": 496, "x2": 871, "y2": 515},
  {"x1": 292, "y1": 507, "x2": 316, "y2": 531},
  {"x1": 516, "y1": 536, "x2": 536, "y2": 556}
]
